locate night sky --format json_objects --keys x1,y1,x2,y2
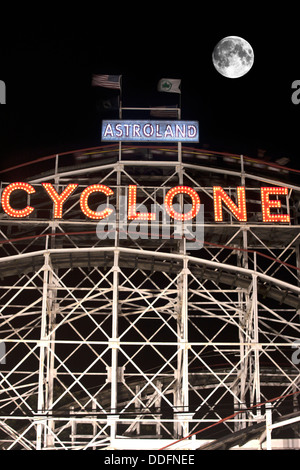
[{"x1": 0, "y1": 12, "x2": 299, "y2": 174}]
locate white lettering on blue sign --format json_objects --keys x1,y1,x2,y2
[{"x1": 101, "y1": 120, "x2": 199, "y2": 142}]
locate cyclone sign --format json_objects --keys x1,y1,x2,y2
[
  {"x1": 1, "y1": 182, "x2": 290, "y2": 224},
  {"x1": 101, "y1": 120, "x2": 199, "y2": 142}
]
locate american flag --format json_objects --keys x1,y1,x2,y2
[{"x1": 91, "y1": 74, "x2": 121, "y2": 89}]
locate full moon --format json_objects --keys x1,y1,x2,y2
[{"x1": 212, "y1": 36, "x2": 254, "y2": 78}]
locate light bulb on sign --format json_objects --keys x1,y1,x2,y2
[
  {"x1": 164, "y1": 186, "x2": 200, "y2": 221},
  {"x1": 42, "y1": 183, "x2": 78, "y2": 219},
  {"x1": 213, "y1": 186, "x2": 247, "y2": 222},
  {"x1": 1, "y1": 182, "x2": 36, "y2": 218},
  {"x1": 80, "y1": 184, "x2": 114, "y2": 220},
  {"x1": 261, "y1": 187, "x2": 290, "y2": 223},
  {"x1": 128, "y1": 185, "x2": 156, "y2": 221}
]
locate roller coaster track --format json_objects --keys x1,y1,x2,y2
[{"x1": 1, "y1": 246, "x2": 299, "y2": 309}]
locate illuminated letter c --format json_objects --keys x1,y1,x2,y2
[
  {"x1": 80, "y1": 184, "x2": 114, "y2": 220},
  {"x1": 1, "y1": 182, "x2": 35, "y2": 218}
]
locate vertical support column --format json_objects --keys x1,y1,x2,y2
[
  {"x1": 92, "y1": 400, "x2": 97, "y2": 450},
  {"x1": 236, "y1": 156, "x2": 249, "y2": 429},
  {"x1": 174, "y1": 267, "x2": 182, "y2": 439},
  {"x1": 181, "y1": 258, "x2": 190, "y2": 436},
  {"x1": 109, "y1": 157, "x2": 122, "y2": 445},
  {"x1": 155, "y1": 382, "x2": 162, "y2": 437},
  {"x1": 252, "y1": 269, "x2": 262, "y2": 418},
  {"x1": 236, "y1": 227, "x2": 250, "y2": 430},
  {"x1": 36, "y1": 252, "x2": 50, "y2": 450},
  {"x1": 295, "y1": 244, "x2": 300, "y2": 333},
  {"x1": 70, "y1": 407, "x2": 76, "y2": 447},
  {"x1": 134, "y1": 385, "x2": 141, "y2": 435},
  {"x1": 294, "y1": 245, "x2": 300, "y2": 438},
  {"x1": 45, "y1": 275, "x2": 57, "y2": 449},
  {"x1": 265, "y1": 403, "x2": 273, "y2": 450},
  {"x1": 173, "y1": 115, "x2": 189, "y2": 437},
  {"x1": 175, "y1": 258, "x2": 190, "y2": 438},
  {"x1": 115, "y1": 164, "x2": 122, "y2": 248},
  {"x1": 110, "y1": 249, "x2": 120, "y2": 444},
  {"x1": 44, "y1": 179, "x2": 59, "y2": 448}
]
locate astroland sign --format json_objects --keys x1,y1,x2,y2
[{"x1": 101, "y1": 120, "x2": 199, "y2": 142}]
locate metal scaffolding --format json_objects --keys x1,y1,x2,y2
[{"x1": 0, "y1": 143, "x2": 299, "y2": 450}]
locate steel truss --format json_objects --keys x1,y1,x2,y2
[{"x1": 0, "y1": 145, "x2": 299, "y2": 450}]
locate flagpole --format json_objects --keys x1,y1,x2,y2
[
  {"x1": 157, "y1": 77, "x2": 182, "y2": 165},
  {"x1": 178, "y1": 83, "x2": 182, "y2": 168},
  {"x1": 119, "y1": 76, "x2": 123, "y2": 162},
  {"x1": 119, "y1": 75, "x2": 123, "y2": 119}
]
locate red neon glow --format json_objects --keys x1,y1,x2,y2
[
  {"x1": 80, "y1": 184, "x2": 114, "y2": 220},
  {"x1": 128, "y1": 185, "x2": 156, "y2": 221},
  {"x1": 164, "y1": 186, "x2": 200, "y2": 221},
  {"x1": 1, "y1": 182, "x2": 36, "y2": 218},
  {"x1": 213, "y1": 186, "x2": 247, "y2": 222},
  {"x1": 42, "y1": 183, "x2": 78, "y2": 219},
  {"x1": 261, "y1": 187, "x2": 290, "y2": 223}
]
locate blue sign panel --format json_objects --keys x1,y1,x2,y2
[{"x1": 101, "y1": 120, "x2": 199, "y2": 143}]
